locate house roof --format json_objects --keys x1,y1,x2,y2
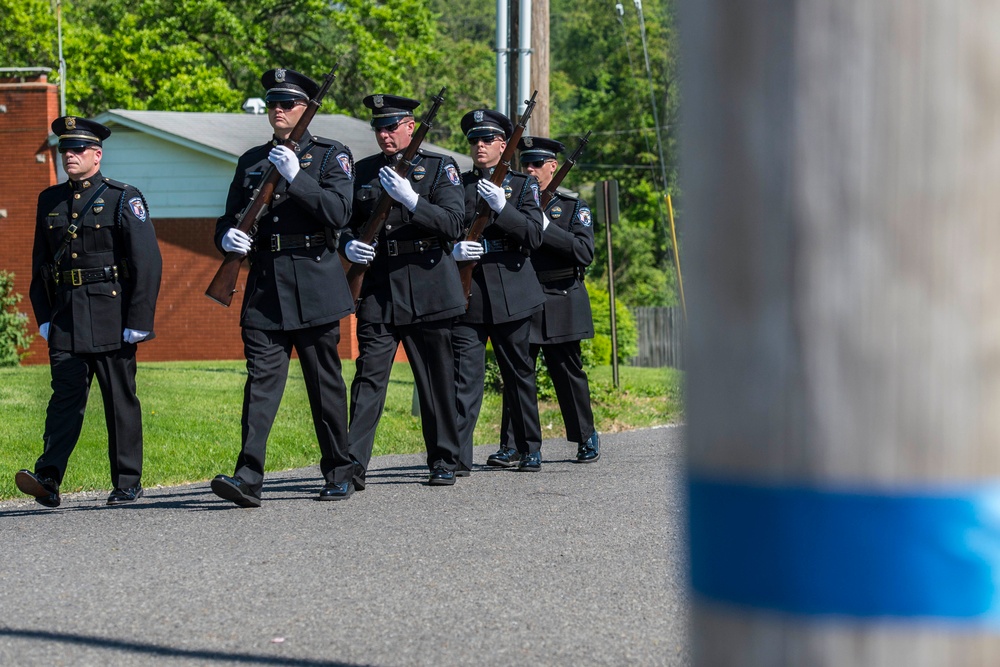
[{"x1": 87, "y1": 109, "x2": 473, "y2": 170}]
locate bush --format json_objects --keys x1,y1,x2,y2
[
  {"x1": 582, "y1": 282, "x2": 637, "y2": 367},
  {"x1": 0, "y1": 271, "x2": 33, "y2": 367}
]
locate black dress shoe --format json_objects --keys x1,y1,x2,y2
[
  {"x1": 107, "y1": 485, "x2": 144, "y2": 505},
  {"x1": 575, "y1": 430, "x2": 601, "y2": 463},
  {"x1": 517, "y1": 451, "x2": 542, "y2": 472},
  {"x1": 352, "y1": 460, "x2": 366, "y2": 492},
  {"x1": 15, "y1": 470, "x2": 60, "y2": 508},
  {"x1": 210, "y1": 475, "x2": 261, "y2": 508},
  {"x1": 486, "y1": 446, "x2": 520, "y2": 468},
  {"x1": 428, "y1": 467, "x2": 456, "y2": 486},
  {"x1": 319, "y1": 481, "x2": 353, "y2": 501}
]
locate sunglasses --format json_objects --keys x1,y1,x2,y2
[
  {"x1": 58, "y1": 145, "x2": 96, "y2": 154},
  {"x1": 468, "y1": 135, "x2": 502, "y2": 145},
  {"x1": 266, "y1": 100, "x2": 305, "y2": 111},
  {"x1": 372, "y1": 121, "x2": 403, "y2": 133},
  {"x1": 521, "y1": 160, "x2": 551, "y2": 169}
]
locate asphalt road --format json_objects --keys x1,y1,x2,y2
[{"x1": 0, "y1": 426, "x2": 688, "y2": 667}]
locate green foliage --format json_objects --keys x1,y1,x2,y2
[
  {"x1": 0, "y1": 272, "x2": 33, "y2": 368},
  {"x1": 582, "y1": 281, "x2": 637, "y2": 365}
]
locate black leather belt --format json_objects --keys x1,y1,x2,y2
[
  {"x1": 386, "y1": 237, "x2": 440, "y2": 256},
  {"x1": 269, "y1": 232, "x2": 326, "y2": 252},
  {"x1": 55, "y1": 265, "x2": 119, "y2": 287},
  {"x1": 536, "y1": 267, "x2": 581, "y2": 283},
  {"x1": 482, "y1": 238, "x2": 517, "y2": 254}
]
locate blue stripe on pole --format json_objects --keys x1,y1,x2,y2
[{"x1": 688, "y1": 476, "x2": 1000, "y2": 620}]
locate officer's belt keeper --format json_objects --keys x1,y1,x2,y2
[
  {"x1": 386, "y1": 237, "x2": 440, "y2": 257},
  {"x1": 269, "y1": 232, "x2": 326, "y2": 252},
  {"x1": 482, "y1": 238, "x2": 518, "y2": 254},
  {"x1": 536, "y1": 267, "x2": 582, "y2": 283},
  {"x1": 53, "y1": 265, "x2": 119, "y2": 287}
]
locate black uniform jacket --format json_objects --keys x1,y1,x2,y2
[
  {"x1": 29, "y1": 172, "x2": 163, "y2": 354},
  {"x1": 459, "y1": 167, "x2": 545, "y2": 325},
  {"x1": 215, "y1": 133, "x2": 354, "y2": 331},
  {"x1": 530, "y1": 193, "x2": 595, "y2": 344},
  {"x1": 343, "y1": 148, "x2": 466, "y2": 325}
]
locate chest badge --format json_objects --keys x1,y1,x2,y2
[
  {"x1": 503, "y1": 184, "x2": 513, "y2": 199},
  {"x1": 412, "y1": 165, "x2": 426, "y2": 181},
  {"x1": 549, "y1": 205, "x2": 562, "y2": 219},
  {"x1": 299, "y1": 153, "x2": 313, "y2": 169},
  {"x1": 92, "y1": 197, "x2": 106, "y2": 215}
]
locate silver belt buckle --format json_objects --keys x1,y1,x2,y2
[
  {"x1": 270, "y1": 234, "x2": 281, "y2": 252},
  {"x1": 386, "y1": 239, "x2": 399, "y2": 256}
]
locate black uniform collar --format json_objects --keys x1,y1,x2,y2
[
  {"x1": 69, "y1": 171, "x2": 102, "y2": 191},
  {"x1": 270, "y1": 132, "x2": 312, "y2": 148},
  {"x1": 472, "y1": 165, "x2": 497, "y2": 179}
]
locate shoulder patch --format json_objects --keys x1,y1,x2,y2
[
  {"x1": 127, "y1": 197, "x2": 147, "y2": 222},
  {"x1": 445, "y1": 164, "x2": 461, "y2": 186},
  {"x1": 530, "y1": 182, "x2": 540, "y2": 207},
  {"x1": 336, "y1": 153, "x2": 353, "y2": 179},
  {"x1": 577, "y1": 207, "x2": 592, "y2": 227}
]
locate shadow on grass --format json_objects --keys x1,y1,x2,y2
[{"x1": 0, "y1": 626, "x2": 366, "y2": 666}]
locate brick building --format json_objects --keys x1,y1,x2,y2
[{"x1": 0, "y1": 71, "x2": 471, "y2": 365}]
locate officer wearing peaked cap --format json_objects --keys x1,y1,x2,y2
[
  {"x1": 497, "y1": 135, "x2": 601, "y2": 464},
  {"x1": 341, "y1": 92, "x2": 466, "y2": 488},
  {"x1": 452, "y1": 108, "x2": 547, "y2": 474},
  {"x1": 210, "y1": 68, "x2": 356, "y2": 507},
  {"x1": 17, "y1": 116, "x2": 163, "y2": 508}
]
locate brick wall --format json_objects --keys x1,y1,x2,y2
[
  {"x1": 0, "y1": 73, "x2": 392, "y2": 366},
  {"x1": 0, "y1": 73, "x2": 59, "y2": 365}
]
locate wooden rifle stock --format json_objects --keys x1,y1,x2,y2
[
  {"x1": 205, "y1": 64, "x2": 339, "y2": 307},
  {"x1": 458, "y1": 91, "x2": 538, "y2": 305},
  {"x1": 540, "y1": 130, "x2": 591, "y2": 208},
  {"x1": 342, "y1": 87, "x2": 447, "y2": 304}
]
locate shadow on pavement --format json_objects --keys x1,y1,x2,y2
[{"x1": 0, "y1": 627, "x2": 368, "y2": 666}]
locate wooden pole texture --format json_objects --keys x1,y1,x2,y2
[
  {"x1": 681, "y1": 1, "x2": 1000, "y2": 664},
  {"x1": 530, "y1": 0, "x2": 550, "y2": 137}
]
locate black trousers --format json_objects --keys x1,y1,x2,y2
[
  {"x1": 348, "y1": 319, "x2": 460, "y2": 472},
  {"x1": 37, "y1": 345, "x2": 143, "y2": 489},
  {"x1": 500, "y1": 340, "x2": 595, "y2": 449},
  {"x1": 454, "y1": 318, "x2": 541, "y2": 470},
  {"x1": 235, "y1": 322, "x2": 350, "y2": 495}
]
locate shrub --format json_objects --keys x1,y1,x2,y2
[
  {"x1": 582, "y1": 282, "x2": 637, "y2": 367},
  {"x1": 0, "y1": 271, "x2": 33, "y2": 367}
]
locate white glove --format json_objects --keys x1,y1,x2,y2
[
  {"x1": 542, "y1": 214, "x2": 551, "y2": 231},
  {"x1": 221, "y1": 228, "x2": 252, "y2": 255},
  {"x1": 269, "y1": 145, "x2": 300, "y2": 183},
  {"x1": 345, "y1": 240, "x2": 376, "y2": 265},
  {"x1": 39, "y1": 322, "x2": 50, "y2": 341},
  {"x1": 477, "y1": 179, "x2": 506, "y2": 214},
  {"x1": 379, "y1": 166, "x2": 419, "y2": 212},
  {"x1": 123, "y1": 328, "x2": 150, "y2": 344},
  {"x1": 452, "y1": 241, "x2": 484, "y2": 261}
]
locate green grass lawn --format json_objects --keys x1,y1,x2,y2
[{"x1": 0, "y1": 360, "x2": 682, "y2": 500}]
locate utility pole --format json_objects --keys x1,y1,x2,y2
[
  {"x1": 682, "y1": 1, "x2": 1000, "y2": 665},
  {"x1": 530, "y1": 0, "x2": 550, "y2": 136}
]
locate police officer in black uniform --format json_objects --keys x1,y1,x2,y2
[
  {"x1": 16, "y1": 116, "x2": 163, "y2": 508},
  {"x1": 496, "y1": 136, "x2": 600, "y2": 464},
  {"x1": 210, "y1": 68, "x2": 356, "y2": 507},
  {"x1": 341, "y1": 94, "x2": 467, "y2": 487},
  {"x1": 452, "y1": 109, "x2": 546, "y2": 473}
]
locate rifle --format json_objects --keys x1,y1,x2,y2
[
  {"x1": 341, "y1": 87, "x2": 447, "y2": 304},
  {"x1": 457, "y1": 90, "x2": 538, "y2": 304},
  {"x1": 205, "y1": 65, "x2": 339, "y2": 307},
  {"x1": 540, "y1": 130, "x2": 591, "y2": 209}
]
